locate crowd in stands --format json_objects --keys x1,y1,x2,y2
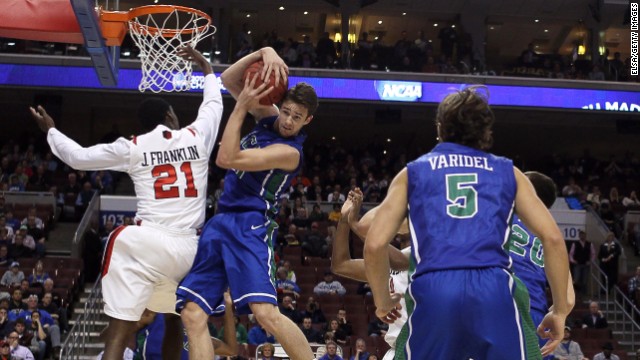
[{"x1": 2, "y1": 20, "x2": 638, "y2": 83}]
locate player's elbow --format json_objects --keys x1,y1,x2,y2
[
  {"x1": 544, "y1": 232, "x2": 565, "y2": 250},
  {"x1": 215, "y1": 152, "x2": 233, "y2": 169}
]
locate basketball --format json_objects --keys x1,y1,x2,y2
[{"x1": 242, "y1": 60, "x2": 288, "y2": 106}]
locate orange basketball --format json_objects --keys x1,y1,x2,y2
[{"x1": 242, "y1": 60, "x2": 288, "y2": 106}]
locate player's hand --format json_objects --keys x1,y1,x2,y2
[
  {"x1": 259, "y1": 47, "x2": 288, "y2": 88},
  {"x1": 29, "y1": 106, "x2": 56, "y2": 132},
  {"x1": 177, "y1": 45, "x2": 213, "y2": 75},
  {"x1": 537, "y1": 310, "x2": 567, "y2": 356},
  {"x1": 348, "y1": 188, "x2": 363, "y2": 225},
  {"x1": 375, "y1": 293, "x2": 402, "y2": 324},
  {"x1": 223, "y1": 290, "x2": 233, "y2": 308},
  {"x1": 236, "y1": 73, "x2": 274, "y2": 113}
]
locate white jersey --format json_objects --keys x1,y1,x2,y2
[
  {"x1": 47, "y1": 74, "x2": 223, "y2": 231},
  {"x1": 385, "y1": 269, "x2": 409, "y2": 348}
]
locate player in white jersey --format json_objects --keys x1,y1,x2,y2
[
  {"x1": 29, "y1": 46, "x2": 223, "y2": 360},
  {"x1": 331, "y1": 188, "x2": 410, "y2": 360}
]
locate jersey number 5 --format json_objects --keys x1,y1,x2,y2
[
  {"x1": 446, "y1": 173, "x2": 478, "y2": 218},
  {"x1": 152, "y1": 162, "x2": 198, "y2": 199}
]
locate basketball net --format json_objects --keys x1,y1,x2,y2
[{"x1": 127, "y1": 7, "x2": 216, "y2": 93}]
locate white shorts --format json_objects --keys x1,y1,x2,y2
[{"x1": 101, "y1": 223, "x2": 198, "y2": 321}]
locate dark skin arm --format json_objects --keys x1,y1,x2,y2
[{"x1": 211, "y1": 291, "x2": 238, "y2": 357}]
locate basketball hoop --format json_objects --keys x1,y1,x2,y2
[{"x1": 101, "y1": 5, "x2": 216, "y2": 93}]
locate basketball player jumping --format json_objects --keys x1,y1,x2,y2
[
  {"x1": 365, "y1": 86, "x2": 572, "y2": 359},
  {"x1": 30, "y1": 46, "x2": 222, "y2": 360},
  {"x1": 176, "y1": 46, "x2": 318, "y2": 360}
]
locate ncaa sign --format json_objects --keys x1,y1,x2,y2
[{"x1": 375, "y1": 81, "x2": 423, "y2": 102}]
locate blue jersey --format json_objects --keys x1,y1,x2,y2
[
  {"x1": 407, "y1": 142, "x2": 516, "y2": 276},
  {"x1": 217, "y1": 116, "x2": 305, "y2": 218},
  {"x1": 136, "y1": 315, "x2": 189, "y2": 360},
  {"x1": 509, "y1": 215, "x2": 548, "y2": 314}
]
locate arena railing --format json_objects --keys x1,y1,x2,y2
[
  {"x1": 612, "y1": 286, "x2": 640, "y2": 355},
  {"x1": 590, "y1": 260, "x2": 609, "y2": 307},
  {"x1": 71, "y1": 191, "x2": 100, "y2": 258},
  {"x1": 60, "y1": 276, "x2": 103, "y2": 360}
]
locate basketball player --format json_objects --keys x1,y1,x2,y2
[
  {"x1": 177, "y1": 47, "x2": 318, "y2": 360},
  {"x1": 509, "y1": 171, "x2": 575, "y2": 358},
  {"x1": 30, "y1": 46, "x2": 223, "y2": 360},
  {"x1": 364, "y1": 86, "x2": 572, "y2": 359},
  {"x1": 331, "y1": 188, "x2": 409, "y2": 360}
]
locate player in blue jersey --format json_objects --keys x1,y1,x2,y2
[
  {"x1": 177, "y1": 47, "x2": 318, "y2": 360},
  {"x1": 364, "y1": 86, "x2": 572, "y2": 360},
  {"x1": 509, "y1": 171, "x2": 575, "y2": 357}
]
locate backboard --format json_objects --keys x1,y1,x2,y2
[{"x1": 0, "y1": 0, "x2": 121, "y2": 86}]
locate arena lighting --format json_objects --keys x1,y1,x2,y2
[
  {"x1": 433, "y1": 23, "x2": 438, "y2": 27},
  {"x1": 246, "y1": 14, "x2": 250, "y2": 18},
  {"x1": 279, "y1": 6, "x2": 285, "y2": 10},
  {"x1": 535, "y1": 19, "x2": 539, "y2": 22},
  {"x1": 544, "y1": 29, "x2": 549, "y2": 32},
  {"x1": 402, "y1": 12, "x2": 406, "y2": 15},
  {"x1": 378, "y1": 20, "x2": 383, "y2": 24},
  {"x1": 578, "y1": 45, "x2": 586, "y2": 55},
  {"x1": 304, "y1": 11, "x2": 308, "y2": 15}
]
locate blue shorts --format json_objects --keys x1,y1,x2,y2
[
  {"x1": 176, "y1": 212, "x2": 278, "y2": 315},
  {"x1": 400, "y1": 268, "x2": 541, "y2": 360}
]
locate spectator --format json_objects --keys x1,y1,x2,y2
[
  {"x1": 598, "y1": 232, "x2": 621, "y2": 292},
  {"x1": 569, "y1": 230, "x2": 596, "y2": 293},
  {"x1": 335, "y1": 309, "x2": 352, "y2": 336},
  {"x1": 292, "y1": 203, "x2": 310, "y2": 229},
  {"x1": 562, "y1": 177, "x2": 582, "y2": 197},
  {"x1": 0, "y1": 246, "x2": 11, "y2": 268},
  {"x1": 587, "y1": 186, "x2": 603, "y2": 210},
  {"x1": 1, "y1": 262, "x2": 24, "y2": 287},
  {"x1": 284, "y1": 224, "x2": 300, "y2": 247},
  {"x1": 5, "y1": 331, "x2": 35, "y2": 360},
  {"x1": 8, "y1": 289, "x2": 26, "y2": 316},
  {"x1": 350, "y1": 338, "x2": 370, "y2": 360},
  {"x1": 367, "y1": 317, "x2": 388, "y2": 337},
  {"x1": 278, "y1": 295, "x2": 301, "y2": 323},
  {"x1": 609, "y1": 52, "x2": 625, "y2": 81},
  {"x1": 27, "y1": 261, "x2": 49, "y2": 287},
  {"x1": 520, "y1": 43, "x2": 537, "y2": 66},
  {"x1": 354, "y1": 33, "x2": 373, "y2": 70},
  {"x1": 75, "y1": 181, "x2": 95, "y2": 218},
  {"x1": 280, "y1": 39, "x2": 298, "y2": 66},
  {"x1": 39, "y1": 293, "x2": 67, "y2": 334},
  {"x1": 297, "y1": 36, "x2": 316, "y2": 64},
  {"x1": 0, "y1": 309, "x2": 12, "y2": 339},
  {"x1": 276, "y1": 266, "x2": 300, "y2": 299},
  {"x1": 552, "y1": 326, "x2": 586, "y2": 360},
  {"x1": 582, "y1": 301, "x2": 608, "y2": 329},
  {"x1": 593, "y1": 342, "x2": 620, "y2": 360},
  {"x1": 628, "y1": 266, "x2": 640, "y2": 304},
  {"x1": 327, "y1": 188, "x2": 345, "y2": 204},
  {"x1": 218, "y1": 315, "x2": 248, "y2": 351},
  {"x1": 589, "y1": 64, "x2": 606, "y2": 81},
  {"x1": 317, "y1": 340, "x2": 343, "y2": 360},
  {"x1": 0, "y1": 216, "x2": 14, "y2": 242},
  {"x1": 14, "y1": 318, "x2": 41, "y2": 360},
  {"x1": 327, "y1": 204, "x2": 341, "y2": 223},
  {"x1": 23, "y1": 314, "x2": 46, "y2": 360},
  {"x1": 316, "y1": 32, "x2": 337, "y2": 68},
  {"x1": 18, "y1": 280, "x2": 34, "y2": 300},
  {"x1": 300, "y1": 317, "x2": 322, "y2": 343},
  {"x1": 20, "y1": 210, "x2": 43, "y2": 231},
  {"x1": 0, "y1": 230, "x2": 9, "y2": 249},
  {"x1": 325, "y1": 319, "x2": 347, "y2": 346},
  {"x1": 622, "y1": 190, "x2": 640, "y2": 207},
  {"x1": 0, "y1": 339, "x2": 10, "y2": 360},
  {"x1": 302, "y1": 222, "x2": 328, "y2": 258},
  {"x1": 282, "y1": 260, "x2": 297, "y2": 283},
  {"x1": 314, "y1": 271, "x2": 346, "y2": 296},
  {"x1": 299, "y1": 296, "x2": 326, "y2": 324},
  {"x1": 11, "y1": 232, "x2": 34, "y2": 259},
  {"x1": 42, "y1": 280, "x2": 61, "y2": 308},
  {"x1": 308, "y1": 204, "x2": 327, "y2": 222},
  {"x1": 439, "y1": 24, "x2": 458, "y2": 59},
  {"x1": 247, "y1": 323, "x2": 275, "y2": 345},
  {"x1": 259, "y1": 342, "x2": 277, "y2": 360},
  {"x1": 3, "y1": 212, "x2": 19, "y2": 233},
  {"x1": 23, "y1": 218, "x2": 45, "y2": 258},
  {"x1": 357, "y1": 283, "x2": 372, "y2": 296},
  {"x1": 393, "y1": 31, "x2": 412, "y2": 69}
]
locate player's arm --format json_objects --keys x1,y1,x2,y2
[
  {"x1": 331, "y1": 190, "x2": 366, "y2": 282},
  {"x1": 30, "y1": 106, "x2": 130, "y2": 172},
  {"x1": 220, "y1": 47, "x2": 285, "y2": 120},
  {"x1": 364, "y1": 168, "x2": 408, "y2": 323},
  {"x1": 178, "y1": 46, "x2": 223, "y2": 155},
  {"x1": 513, "y1": 167, "x2": 571, "y2": 354},
  {"x1": 348, "y1": 197, "x2": 410, "y2": 271},
  {"x1": 216, "y1": 76, "x2": 300, "y2": 172},
  {"x1": 212, "y1": 291, "x2": 238, "y2": 357}
]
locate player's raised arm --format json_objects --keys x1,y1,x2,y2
[
  {"x1": 331, "y1": 189, "x2": 367, "y2": 282},
  {"x1": 29, "y1": 106, "x2": 131, "y2": 172},
  {"x1": 365, "y1": 168, "x2": 408, "y2": 324},
  {"x1": 220, "y1": 47, "x2": 285, "y2": 120},
  {"x1": 513, "y1": 167, "x2": 571, "y2": 355},
  {"x1": 177, "y1": 46, "x2": 223, "y2": 155}
]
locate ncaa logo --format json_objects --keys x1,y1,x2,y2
[
  {"x1": 375, "y1": 81, "x2": 423, "y2": 102},
  {"x1": 172, "y1": 73, "x2": 190, "y2": 91}
]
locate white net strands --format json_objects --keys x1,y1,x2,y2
[{"x1": 128, "y1": 7, "x2": 215, "y2": 93}]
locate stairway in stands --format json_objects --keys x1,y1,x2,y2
[{"x1": 65, "y1": 283, "x2": 107, "y2": 359}]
